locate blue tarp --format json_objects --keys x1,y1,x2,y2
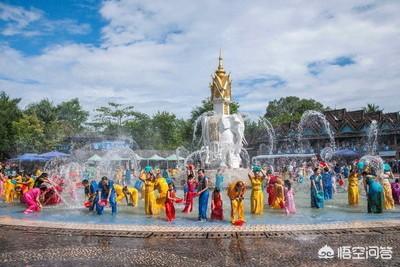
[
  {"x1": 14, "y1": 153, "x2": 48, "y2": 161},
  {"x1": 40, "y1": 151, "x2": 69, "y2": 159}
]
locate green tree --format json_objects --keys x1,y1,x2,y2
[
  {"x1": 25, "y1": 99, "x2": 66, "y2": 151},
  {"x1": 0, "y1": 91, "x2": 22, "y2": 159},
  {"x1": 12, "y1": 114, "x2": 45, "y2": 154},
  {"x1": 364, "y1": 103, "x2": 381, "y2": 113},
  {"x1": 94, "y1": 102, "x2": 140, "y2": 136},
  {"x1": 25, "y1": 99, "x2": 57, "y2": 124},
  {"x1": 124, "y1": 113, "x2": 154, "y2": 149},
  {"x1": 41, "y1": 120, "x2": 67, "y2": 151},
  {"x1": 244, "y1": 119, "x2": 262, "y2": 145},
  {"x1": 56, "y1": 98, "x2": 89, "y2": 135},
  {"x1": 152, "y1": 111, "x2": 186, "y2": 150},
  {"x1": 264, "y1": 96, "x2": 326, "y2": 126}
]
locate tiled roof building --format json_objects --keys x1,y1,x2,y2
[{"x1": 249, "y1": 109, "x2": 400, "y2": 160}]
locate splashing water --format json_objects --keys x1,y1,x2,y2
[
  {"x1": 176, "y1": 146, "x2": 190, "y2": 170},
  {"x1": 359, "y1": 155, "x2": 384, "y2": 175},
  {"x1": 44, "y1": 159, "x2": 85, "y2": 208},
  {"x1": 258, "y1": 118, "x2": 275, "y2": 155},
  {"x1": 298, "y1": 110, "x2": 336, "y2": 155},
  {"x1": 192, "y1": 111, "x2": 215, "y2": 147},
  {"x1": 320, "y1": 147, "x2": 334, "y2": 162},
  {"x1": 41, "y1": 145, "x2": 141, "y2": 208},
  {"x1": 367, "y1": 120, "x2": 379, "y2": 155},
  {"x1": 98, "y1": 147, "x2": 141, "y2": 180},
  {"x1": 184, "y1": 147, "x2": 208, "y2": 168}
]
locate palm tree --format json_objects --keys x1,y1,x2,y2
[{"x1": 364, "y1": 104, "x2": 381, "y2": 113}]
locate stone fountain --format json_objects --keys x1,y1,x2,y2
[
  {"x1": 180, "y1": 52, "x2": 250, "y2": 186},
  {"x1": 191, "y1": 51, "x2": 247, "y2": 169}
]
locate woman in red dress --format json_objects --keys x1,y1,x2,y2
[
  {"x1": 211, "y1": 188, "x2": 223, "y2": 220},
  {"x1": 182, "y1": 174, "x2": 198, "y2": 213},
  {"x1": 165, "y1": 183, "x2": 182, "y2": 222},
  {"x1": 267, "y1": 170, "x2": 277, "y2": 207}
]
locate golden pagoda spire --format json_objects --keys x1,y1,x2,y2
[
  {"x1": 218, "y1": 48, "x2": 224, "y2": 71},
  {"x1": 210, "y1": 50, "x2": 232, "y2": 115}
]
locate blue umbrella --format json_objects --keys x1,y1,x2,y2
[{"x1": 40, "y1": 150, "x2": 69, "y2": 159}]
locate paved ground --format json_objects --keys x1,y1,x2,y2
[{"x1": 0, "y1": 226, "x2": 399, "y2": 267}]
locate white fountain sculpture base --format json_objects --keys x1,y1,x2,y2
[{"x1": 199, "y1": 113, "x2": 245, "y2": 169}]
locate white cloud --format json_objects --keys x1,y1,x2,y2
[
  {"x1": 1, "y1": 0, "x2": 400, "y2": 120},
  {"x1": 0, "y1": 3, "x2": 90, "y2": 36},
  {"x1": 0, "y1": 3, "x2": 43, "y2": 36}
]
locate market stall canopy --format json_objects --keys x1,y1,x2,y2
[
  {"x1": 253, "y1": 153, "x2": 315, "y2": 161},
  {"x1": 105, "y1": 155, "x2": 131, "y2": 161},
  {"x1": 334, "y1": 149, "x2": 359, "y2": 158},
  {"x1": 87, "y1": 154, "x2": 102, "y2": 162},
  {"x1": 40, "y1": 151, "x2": 70, "y2": 159},
  {"x1": 13, "y1": 153, "x2": 47, "y2": 161},
  {"x1": 147, "y1": 154, "x2": 166, "y2": 161},
  {"x1": 165, "y1": 154, "x2": 185, "y2": 161},
  {"x1": 135, "y1": 155, "x2": 144, "y2": 160}
]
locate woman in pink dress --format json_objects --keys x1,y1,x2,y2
[
  {"x1": 0, "y1": 172, "x2": 5, "y2": 197},
  {"x1": 22, "y1": 185, "x2": 47, "y2": 214},
  {"x1": 284, "y1": 180, "x2": 296, "y2": 214}
]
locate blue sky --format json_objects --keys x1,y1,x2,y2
[
  {"x1": 0, "y1": 0, "x2": 104, "y2": 54},
  {"x1": 1, "y1": 0, "x2": 400, "y2": 119}
]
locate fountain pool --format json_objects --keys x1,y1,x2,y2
[{"x1": 1, "y1": 185, "x2": 399, "y2": 226}]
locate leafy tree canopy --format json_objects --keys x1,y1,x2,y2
[
  {"x1": 264, "y1": 96, "x2": 326, "y2": 126},
  {"x1": 364, "y1": 103, "x2": 382, "y2": 113}
]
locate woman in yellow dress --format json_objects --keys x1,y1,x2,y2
[
  {"x1": 272, "y1": 178, "x2": 285, "y2": 209},
  {"x1": 139, "y1": 168, "x2": 159, "y2": 215},
  {"x1": 381, "y1": 174, "x2": 395, "y2": 210},
  {"x1": 348, "y1": 169, "x2": 360, "y2": 205},
  {"x1": 122, "y1": 186, "x2": 139, "y2": 207},
  {"x1": 248, "y1": 166, "x2": 266, "y2": 215},
  {"x1": 155, "y1": 169, "x2": 169, "y2": 210},
  {"x1": 4, "y1": 177, "x2": 16, "y2": 203},
  {"x1": 114, "y1": 184, "x2": 125, "y2": 203},
  {"x1": 227, "y1": 181, "x2": 246, "y2": 225}
]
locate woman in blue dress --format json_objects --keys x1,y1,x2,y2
[
  {"x1": 363, "y1": 172, "x2": 383, "y2": 213},
  {"x1": 96, "y1": 176, "x2": 117, "y2": 215},
  {"x1": 322, "y1": 167, "x2": 333, "y2": 200},
  {"x1": 215, "y1": 168, "x2": 224, "y2": 191},
  {"x1": 197, "y1": 169, "x2": 209, "y2": 221},
  {"x1": 310, "y1": 168, "x2": 324, "y2": 208}
]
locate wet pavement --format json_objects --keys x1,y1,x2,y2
[{"x1": 0, "y1": 227, "x2": 399, "y2": 266}]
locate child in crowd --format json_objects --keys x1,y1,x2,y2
[
  {"x1": 211, "y1": 188, "x2": 223, "y2": 220},
  {"x1": 165, "y1": 182, "x2": 182, "y2": 222},
  {"x1": 284, "y1": 180, "x2": 296, "y2": 214}
]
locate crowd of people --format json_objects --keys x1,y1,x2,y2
[
  {"x1": 1, "y1": 157, "x2": 399, "y2": 224},
  {"x1": 0, "y1": 163, "x2": 61, "y2": 214},
  {"x1": 273, "y1": 140, "x2": 397, "y2": 156}
]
